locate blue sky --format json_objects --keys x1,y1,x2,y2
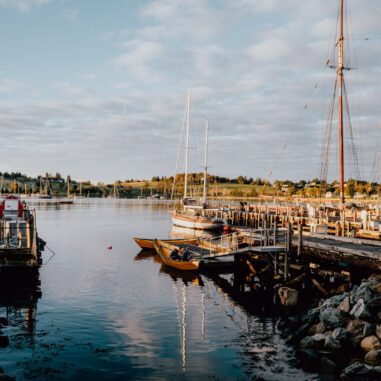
[{"x1": 0, "y1": 0, "x2": 380, "y2": 184}]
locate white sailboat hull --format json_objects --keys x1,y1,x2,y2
[{"x1": 172, "y1": 213, "x2": 223, "y2": 230}]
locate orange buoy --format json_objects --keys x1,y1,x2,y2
[{"x1": 107, "y1": 246, "x2": 112, "y2": 250}]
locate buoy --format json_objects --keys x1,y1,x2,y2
[{"x1": 107, "y1": 246, "x2": 112, "y2": 250}]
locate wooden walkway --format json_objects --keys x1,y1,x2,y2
[{"x1": 292, "y1": 234, "x2": 381, "y2": 270}]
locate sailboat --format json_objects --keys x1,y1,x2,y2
[
  {"x1": 58, "y1": 176, "x2": 73, "y2": 204},
  {"x1": 171, "y1": 92, "x2": 224, "y2": 230}
]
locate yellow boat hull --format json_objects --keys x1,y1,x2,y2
[
  {"x1": 153, "y1": 239, "x2": 200, "y2": 271},
  {"x1": 134, "y1": 237, "x2": 198, "y2": 250}
]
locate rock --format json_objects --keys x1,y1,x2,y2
[
  {"x1": 316, "y1": 321, "x2": 326, "y2": 333},
  {"x1": 307, "y1": 323, "x2": 319, "y2": 336},
  {"x1": 367, "y1": 296, "x2": 381, "y2": 311},
  {"x1": 337, "y1": 296, "x2": 351, "y2": 313},
  {"x1": 302, "y1": 308, "x2": 320, "y2": 326},
  {"x1": 361, "y1": 335, "x2": 380, "y2": 352},
  {"x1": 376, "y1": 325, "x2": 381, "y2": 340},
  {"x1": 324, "y1": 335, "x2": 342, "y2": 352},
  {"x1": 296, "y1": 348, "x2": 321, "y2": 372},
  {"x1": 320, "y1": 356, "x2": 336, "y2": 374},
  {"x1": 364, "y1": 323, "x2": 376, "y2": 337},
  {"x1": 365, "y1": 349, "x2": 381, "y2": 366},
  {"x1": 285, "y1": 323, "x2": 311, "y2": 345},
  {"x1": 365, "y1": 276, "x2": 381, "y2": 292},
  {"x1": 300, "y1": 333, "x2": 326, "y2": 350},
  {"x1": 278, "y1": 287, "x2": 298, "y2": 307},
  {"x1": 355, "y1": 285, "x2": 374, "y2": 303},
  {"x1": 321, "y1": 293, "x2": 349, "y2": 310},
  {"x1": 376, "y1": 283, "x2": 381, "y2": 295},
  {"x1": 0, "y1": 336, "x2": 9, "y2": 348},
  {"x1": 332, "y1": 327, "x2": 352, "y2": 344},
  {"x1": 320, "y1": 307, "x2": 348, "y2": 330},
  {"x1": 340, "y1": 361, "x2": 376, "y2": 380},
  {"x1": 0, "y1": 317, "x2": 8, "y2": 327},
  {"x1": 347, "y1": 320, "x2": 367, "y2": 336},
  {"x1": 350, "y1": 335, "x2": 364, "y2": 349},
  {"x1": 350, "y1": 299, "x2": 373, "y2": 322}
]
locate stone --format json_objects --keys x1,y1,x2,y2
[
  {"x1": 347, "y1": 319, "x2": 367, "y2": 336},
  {"x1": 367, "y1": 296, "x2": 381, "y2": 311},
  {"x1": 285, "y1": 323, "x2": 310, "y2": 345},
  {"x1": 0, "y1": 317, "x2": 7, "y2": 327},
  {"x1": 365, "y1": 277, "x2": 381, "y2": 292},
  {"x1": 0, "y1": 336, "x2": 9, "y2": 348},
  {"x1": 300, "y1": 333, "x2": 326, "y2": 350},
  {"x1": 361, "y1": 335, "x2": 380, "y2": 352},
  {"x1": 324, "y1": 335, "x2": 341, "y2": 352},
  {"x1": 321, "y1": 293, "x2": 348, "y2": 310},
  {"x1": 337, "y1": 296, "x2": 351, "y2": 313},
  {"x1": 365, "y1": 349, "x2": 381, "y2": 366},
  {"x1": 296, "y1": 348, "x2": 321, "y2": 372},
  {"x1": 364, "y1": 322, "x2": 376, "y2": 337},
  {"x1": 302, "y1": 308, "x2": 320, "y2": 326},
  {"x1": 376, "y1": 283, "x2": 381, "y2": 295},
  {"x1": 320, "y1": 356, "x2": 336, "y2": 374},
  {"x1": 307, "y1": 324, "x2": 319, "y2": 336},
  {"x1": 350, "y1": 299, "x2": 373, "y2": 322},
  {"x1": 340, "y1": 361, "x2": 375, "y2": 379},
  {"x1": 332, "y1": 327, "x2": 352, "y2": 344},
  {"x1": 320, "y1": 307, "x2": 347, "y2": 330},
  {"x1": 376, "y1": 325, "x2": 381, "y2": 340},
  {"x1": 316, "y1": 321, "x2": 326, "y2": 333},
  {"x1": 278, "y1": 287, "x2": 298, "y2": 307},
  {"x1": 355, "y1": 285, "x2": 374, "y2": 303},
  {"x1": 350, "y1": 335, "x2": 363, "y2": 349}
]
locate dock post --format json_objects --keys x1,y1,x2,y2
[
  {"x1": 284, "y1": 251, "x2": 289, "y2": 281},
  {"x1": 32, "y1": 209, "x2": 37, "y2": 259},
  {"x1": 273, "y1": 216, "x2": 278, "y2": 245},
  {"x1": 297, "y1": 223, "x2": 303, "y2": 256}
]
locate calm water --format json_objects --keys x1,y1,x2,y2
[{"x1": 0, "y1": 199, "x2": 315, "y2": 380}]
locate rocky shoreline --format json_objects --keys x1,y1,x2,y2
[{"x1": 280, "y1": 275, "x2": 381, "y2": 380}]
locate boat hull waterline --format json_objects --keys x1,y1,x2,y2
[{"x1": 171, "y1": 213, "x2": 224, "y2": 231}]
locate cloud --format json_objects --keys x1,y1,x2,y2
[{"x1": 0, "y1": 0, "x2": 52, "y2": 12}]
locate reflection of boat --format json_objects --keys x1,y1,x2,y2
[
  {"x1": 133, "y1": 237, "x2": 198, "y2": 250},
  {"x1": 134, "y1": 250, "x2": 162, "y2": 263},
  {"x1": 153, "y1": 239, "x2": 200, "y2": 271},
  {"x1": 159, "y1": 264, "x2": 203, "y2": 286}
]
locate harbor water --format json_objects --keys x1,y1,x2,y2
[{"x1": 0, "y1": 199, "x2": 315, "y2": 380}]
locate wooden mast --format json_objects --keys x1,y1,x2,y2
[
  {"x1": 338, "y1": 0, "x2": 345, "y2": 209},
  {"x1": 184, "y1": 90, "x2": 191, "y2": 200},
  {"x1": 202, "y1": 119, "x2": 209, "y2": 204}
]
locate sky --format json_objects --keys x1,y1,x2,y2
[{"x1": 0, "y1": 0, "x2": 380, "y2": 184}]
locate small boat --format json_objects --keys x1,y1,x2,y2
[
  {"x1": 171, "y1": 210, "x2": 224, "y2": 230},
  {"x1": 133, "y1": 237, "x2": 198, "y2": 250},
  {"x1": 153, "y1": 239, "x2": 200, "y2": 271},
  {"x1": 58, "y1": 200, "x2": 74, "y2": 205}
]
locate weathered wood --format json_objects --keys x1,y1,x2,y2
[{"x1": 311, "y1": 277, "x2": 329, "y2": 296}]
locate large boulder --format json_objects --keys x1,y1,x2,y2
[
  {"x1": 347, "y1": 319, "x2": 367, "y2": 336},
  {"x1": 320, "y1": 356, "x2": 336, "y2": 374},
  {"x1": 337, "y1": 296, "x2": 351, "y2": 313},
  {"x1": 324, "y1": 335, "x2": 342, "y2": 352},
  {"x1": 361, "y1": 335, "x2": 380, "y2": 352},
  {"x1": 350, "y1": 299, "x2": 373, "y2": 321},
  {"x1": 332, "y1": 327, "x2": 352, "y2": 344},
  {"x1": 365, "y1": 349, "x2": 381, "y2": 366},
  {"x1": 340, "y1": 361, "x2": 376, "y2": 380},
  {"x1": 300, "y1": 333, "x2": 326, "y2": 350},
  {"x1": 321, "y1": 293, "x2": 349, "y2": 310},
  {"x1": 367, "y1": 296, "x2": 381, "y2": 312},
  {"x1": 302, "y1": 308, "x2": 320, "y2": 326},
  {"x1": 320, "y1": 307, "x2": 348, "y2": 330},
  {"x1": 296, "y1": 348, "x2": 321, "y2": 372},
  {"x1": 355, "y1": 285, "x2": 374, "y2": 304}
]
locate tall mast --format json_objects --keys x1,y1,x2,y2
[
  {"x1": 338, "y1": 0, "x2": 345, "y2": 209},
  {"x1": 79, "y1": 182, "x2": 82, "y2": 197},
  {"x1": 202, "y1": 119, "x2": 209, "y2": 204},
  {"x1": 184, "y1": 90, "x2": 191, "y2": 200},
  {"x1": 67, "y1": 176, "x2": 70, "y2": 198}
]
